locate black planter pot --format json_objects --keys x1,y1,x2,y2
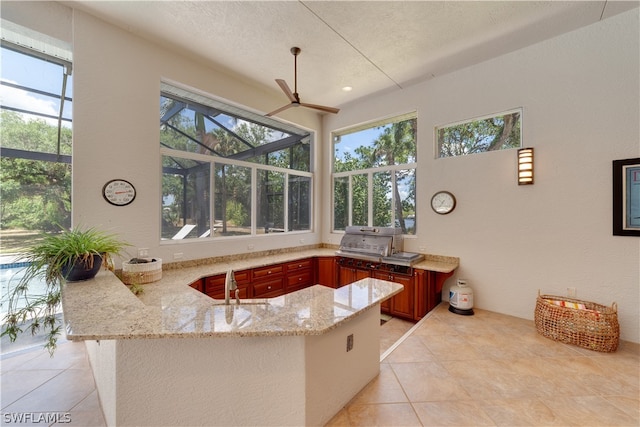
[{"x1": 61, "y1": 254, "x2": 103, "y2": 282}]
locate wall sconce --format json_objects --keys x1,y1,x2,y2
[{"x1": 518, "y1": 147, "x2": 534, "y2": 185}]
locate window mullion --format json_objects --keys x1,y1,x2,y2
[
  {"x1": 251, "y1": 167, "x2": 257, "y2": 236},
  {"x1": 348, "y1": 175, "x2": 353, "y2": 227},
  {"x1": 367, "y1": 171, "x2": 374, "y2": 227},
  {"x1": 284, "y1": 173, "x2": 289, "y2": 232}
]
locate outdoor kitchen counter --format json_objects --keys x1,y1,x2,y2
[
  {"x1": 61, "y1": 248, "x2": 457, "y2": 341},
  {"x1": 62, "y1": 270, "x2": 403, "y2": 341},
  {"x1": 61, "y1": 248, "x2": 457, "y2": 426}
]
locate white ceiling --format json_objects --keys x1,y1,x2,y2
[{"x1": 65, "y1": 1, "x2": 638, "y2": 113}]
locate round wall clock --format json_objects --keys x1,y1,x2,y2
[
  {"x1": 102, "y1": 179, "x2": 136, "y2": 206},
  {"x1": 431, "y1": 191, "x2": 456, "y2": 215}
]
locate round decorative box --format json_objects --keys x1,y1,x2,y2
[{"x1": 121, "y1": 258, "x2": 162, "y2": 285}]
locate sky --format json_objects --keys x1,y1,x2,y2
[{"x1": 0, "y1": 47, "x2": 73, "y2": 127}]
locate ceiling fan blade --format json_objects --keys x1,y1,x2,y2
[
  {"x1": 275, "y1": 79, "x2": 297, "y2": 103},
  {"x1": 299, "y1": 102, "x2": 340, "y2": 114},
  {"x1": 265, "y1": 103, "x2": 294, "y2": 117}
]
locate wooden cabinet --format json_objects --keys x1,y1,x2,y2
[
  {"x1": 372, "y1": 271, "x2": 415, "y2": 319},
  {"x1": 285, "y1": 259, "x2": 314, "y2": 293},
  {"x1": 337, "y1": 264, "x2": 369, "y2": 287},
  {"x1": 252, "y1": 264, "x2": 285, "y2": 298},
  {"x1": 191, "y1": 256, "x2": 451, "y2": 322},
  {"x1": 189, "y1": 279, "x2": 203, "y2": 292},
  {"x1": 203, "y1": 270, "x2": 250, "y2": 299},
  {"x1": 316, "y1": 256, "x2": 337, "y2": 288}
]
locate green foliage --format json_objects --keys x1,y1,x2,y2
[
  {"x1": 226, "y1": 200, "x2": 248, "y2": 226},
  {"x1": 0, "y1": 111, "x2": 72, "y2": 231},
  {"x1": 437, "y1": 111, "x2": 521, "y2": 157},
  {"x1": 1, "y1": 226, "x2": 129, "y2": 355},
  {"x1": 333, "y1": 118, "x2": 417, "y2": 233}
]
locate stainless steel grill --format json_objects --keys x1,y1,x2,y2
[{"x1": 336, "y1": 226, "x2": 424, "y2": 267}]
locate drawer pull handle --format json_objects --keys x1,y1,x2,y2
[{"x1": 267, "y1": 286, "x2": 272, "y2": 290}]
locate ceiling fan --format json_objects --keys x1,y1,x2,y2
[{"x1": 266, "y1": 47, "x2": 340, "y2": 117}]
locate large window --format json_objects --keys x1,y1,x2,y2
[
  {"x1": 0, "y1": 36, "x2": 73, "y2": 239},
  {"x1": 332, "y1": 113, "x2": 417, "y2": 235},
  {"x1": 436, "y1": 109, "x2": 522, "y2": 158},
  {"x1": 160, "y1": 84, "x2": 313, "y2": 240}
]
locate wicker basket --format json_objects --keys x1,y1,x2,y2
[
  {"x1": 121, "y1": 258, "x2": 162, "y2": 285},
  {"x1": 534, "y1": 291, "x2": 619, "y2": 352}
]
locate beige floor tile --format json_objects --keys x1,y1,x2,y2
[
  {"x1": 540, "y1": 395, "x2": 639, "y2": 426},
  {"x1": 603, "y1": 395, "x2": 640, "y2": 421},
  {"x1": 413, "y1": 400, "x2": 496, "y2": 426},
  {"x1": 3, "y1": 368, "x2": 96, "y2": 413},
  {"x1": 391, "y1": 362, "x2": 472, "y2": 402},
  {"x1": 384, "y1": 335, "x2": 435, "y2": 364},
  {"x1": 350, "y1": 364, "x2": 408, "y2": 405},
  {"x1": 478, "y1": 398, "x2": 570, "y2": 426},
  {"x1": 344, "y1": 403, "x2": 422, "y2": 427},
  {"x1": 1, "y1": 369, "x2": 63, "y2": 410}
]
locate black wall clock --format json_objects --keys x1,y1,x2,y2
[{"x1": 102, "y1": 179, "x2": 136, "y2": 206}]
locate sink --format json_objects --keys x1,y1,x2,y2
[{"x1": 211, "y1": 298, "x2": 270, "y2": 306}]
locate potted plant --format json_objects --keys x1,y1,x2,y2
[{"x1": 1, "y1": 226, "x2": 129, "y2": 355}]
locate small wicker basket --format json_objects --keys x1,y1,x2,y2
[
  {"x1": 534, "y1": 291, "x2": 619, "y2": 352},
  {"x1": 121, "y1": 258, "x2": 162, "y2": 285}
]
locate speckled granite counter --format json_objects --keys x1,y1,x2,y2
[
  {"x1": 62, "y1": 269, "x2": 403, "y2": 341},
  {"x1": 62, "y1": 247, "x2": 456, "y2": 341}
]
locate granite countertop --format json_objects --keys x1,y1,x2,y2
[
  {"x1": 62, "y1": 271, "x2": 403, "y2": 341},
  {"x1": 159, "y1": 247, "x2": 459, "y2": 286},
  {"x1": 61, "y1": 247, "x2": 457, "y2": 341}
]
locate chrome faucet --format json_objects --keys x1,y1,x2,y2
[{"x1": 224, "y1": 269, "x2": 239, "y2": 305}]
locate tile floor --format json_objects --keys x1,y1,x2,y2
[
  {"x1": 1, "y1": 303, "x2": 638, "y2": 426},
  {"x1": 328, "y1": 303, "x2": 640, "y2": 427}
]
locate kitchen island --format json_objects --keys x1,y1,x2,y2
[{"x1": 62, "y1": 269, "x2": 403, "y2": 426}]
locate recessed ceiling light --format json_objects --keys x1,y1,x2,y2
[{"x1": 342, "y1": 86, "x2": 353, "y2": 92}]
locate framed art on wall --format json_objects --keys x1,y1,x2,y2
[{"x1": 613, "y1": 157, "x2": 640, "y2": 236}]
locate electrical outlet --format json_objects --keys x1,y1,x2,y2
[
  {"x1": 346, "y1": 334, "x2": 354, "y2": 352},
  {"x1": 299, "y1": 238, "x2": 305, "y2": 244},
  {"x1": 247, "y1": 244, "x2": 254, "y2": 250},
  {"x1": 567, "y1": 287, "x2": 577, "y2": 298},
  {"x1": 173, "y1": 252, "x2": 183, "y2": 260},
  {"x1": 418, "y1": 246, "x2": 426, "y2": 252},
  {"x1": 137, "y1": 248, "x2": 149, "y2": 258}
]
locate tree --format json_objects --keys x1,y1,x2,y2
[
  {"x1": 333, "y1": 118, "x2": 417, "y2": 233},
  {"x1": 0, "y1": 111, "x2": 72, "y2": 231},
  {"x1": 437, "y1": 111, "x2": 521, "y2": 157}
]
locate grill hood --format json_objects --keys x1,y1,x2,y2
[{"x1": 337, "y1": 226, "x2": 404, "y2": 259}]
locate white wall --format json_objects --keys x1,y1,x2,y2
[
  {"x1": 70, "y1": 9, "x2": 323, "y2": 264},
  {"x1": 4, "y1": 3, "x2": 638, "y2": 343},
  {"x1": 323, "y1": 10, "x2": 640, "y2": 343}
]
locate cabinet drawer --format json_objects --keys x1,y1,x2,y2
[
  {"x1": 253, "y1": 264, "x2": 284, "y2": 280},
  {"x1": 204, "y1": 272, "x2": 250, "y2": 299},
  {"x1": 286, "y1": 259, "x2": 313, "y2": 272},
  {"x1": 286, "y1": 270, "x2": 313, "y2": 290},
  {"x1": 253, "y1": 276, "x2": 284, "y2": 297}
]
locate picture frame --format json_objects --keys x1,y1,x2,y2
[{"x1": 613, "y1": 157, "x2": 640, "y2": 236}]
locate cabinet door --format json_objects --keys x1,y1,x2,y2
[
  {"x1": 253, "y1": 276, "x2": 285, "y2": 297},
  {"x1": 189, "y1": 279, "x2": 203, "y2": 292},
  {"x1": 316, "y1": 257, "x2": 337, "y2": 288},
  {"x1": 338, "y1": 265, "x2": 370, "y2": 287},
  {"x1": 204, "y1": 271, "x2": 250, "y2": 299},
  {"x1": 373, "y1": 271, "x2": 414, "y2": 320},
  {"x1": 285, "y1": 259, "x2": 313, "y2": 292}
]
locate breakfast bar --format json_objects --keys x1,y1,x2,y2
[{"x1": 62, "y1": 266, "x2": 403, "y2": 426}]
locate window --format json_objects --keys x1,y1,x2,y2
[
  {"x1": 332, "y1": 113, "x2": 417, "y2": 235},
  {"x1": 436, "y1": 108, "x2": 522, "y2": 158},
  {"x1": 160, "y1": 83, "x2": 313, "y2": 240},
  {"x1": 0, "y1": 36, "x2": 73, "y2": 236}
]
